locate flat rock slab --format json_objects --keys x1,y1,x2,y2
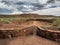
[{"x1": 0, "y1": 35, "x2": 59, "y2": 45}]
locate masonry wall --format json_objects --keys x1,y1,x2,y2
[{"x1": 36, "y1": 28, "x2": 60, "y2": 42}]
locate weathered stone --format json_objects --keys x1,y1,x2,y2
[
  {"x1": 36, "y1": 28, "x2": 60, "y2": 42},
  {"x1": 0, "y1": 26, "x2": 37, "y2": 39}
]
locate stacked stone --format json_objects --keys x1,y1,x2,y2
[
  {"x1": 0, "y1": 26, "x2": 37, "y2": 39},
  {"x1": 37, "y1": 28, "x2": 60, "y2": 42}
]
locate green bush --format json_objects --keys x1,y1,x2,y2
[
  {"x1": 53, "y1": 18, "x2": 60, "y2": 27},
  {"x1": 0, "y1": 18, "x2": 11, "y2": 23}
]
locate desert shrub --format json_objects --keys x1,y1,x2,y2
[
  {"x1": 53, "y1": 18, "x2": 60, "y2": 27},
  {"x1": 0, "y1": 18, "x2": 11, "y2": 24}
]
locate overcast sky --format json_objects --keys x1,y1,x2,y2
[{"x1": 0, "y1": 0, "x2": 60, "y2": 16}]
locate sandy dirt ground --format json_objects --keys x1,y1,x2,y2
[
  {"x1": 0, "y1": 35, "x2": 59, "y2": 45},
  {"x1": 0, "y1": 21, "x2": 51, "y2": 30},
  {"x1": 0, "y1": 21, "x2": 59, "y2": 45}
]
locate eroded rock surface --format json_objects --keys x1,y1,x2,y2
[{"x1": 0, "y1": 26, "x2": 37, "y2": 39}]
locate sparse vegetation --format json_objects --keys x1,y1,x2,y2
[
  {"x1": 0, "y1": 14, "x2": 55, "y2": 22},
  {"x1": 52, "y1": 18, "x2": 60, "y2": 27},
  {"x1": 0, "y1": 14, "x2": 60, "y2": 27},
  {"x1": 0, "y1": 18, "x2": 11, "y2": 23}
]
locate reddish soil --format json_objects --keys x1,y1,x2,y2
[
  {"x1": 0, "y1": 21, "x2": 60, "y2": 45},
  {"x1": 0, "y1": 21, "x2": 51, "y2": 30},
  {"x1": 0, "y1": 35, "x2": 59, "y2": 45}
]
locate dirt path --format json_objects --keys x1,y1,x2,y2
[{"x1": 0, "y1": 35, "x2": 59, "y2": 45}]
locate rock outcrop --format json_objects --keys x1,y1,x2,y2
[
  {"x1": 0, "y1": 25, "x2": 60, "y2": 42},
  {"x1": 0, "y1": 26, "x2": 37, "y2": 39},
  {"x1": 36, "y1": 27, "x2": 60, "y2": 42}
]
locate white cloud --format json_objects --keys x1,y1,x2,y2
[
  {"x1": 0, "y1": 0, "x2": 19, "y2": 13},
  {"x1": 0, "y1": 0, "x2": 60, "y2": 15},
  {"x1": 32, "y1": 7, "x2": 60, "y2": 16},
  {"x1": 0, "y1": 2, "x2": 12, "y2": 10},
  {"x1": 39, "y1": 0, "x2": 48, "y2": 4},
  {"x1": 11, "y1": 11, "x2": 23, "y2": 14}
]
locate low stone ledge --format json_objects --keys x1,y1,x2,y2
[
  {"x1": 36, "y1": 27, "x2": 60, "y2": 42},
  {"x1": 0, "y1": 26, "x2": 60, "y2": 42},
  {"x1": 0, "y1": 26, "x2": 37, "y2": 39}
]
